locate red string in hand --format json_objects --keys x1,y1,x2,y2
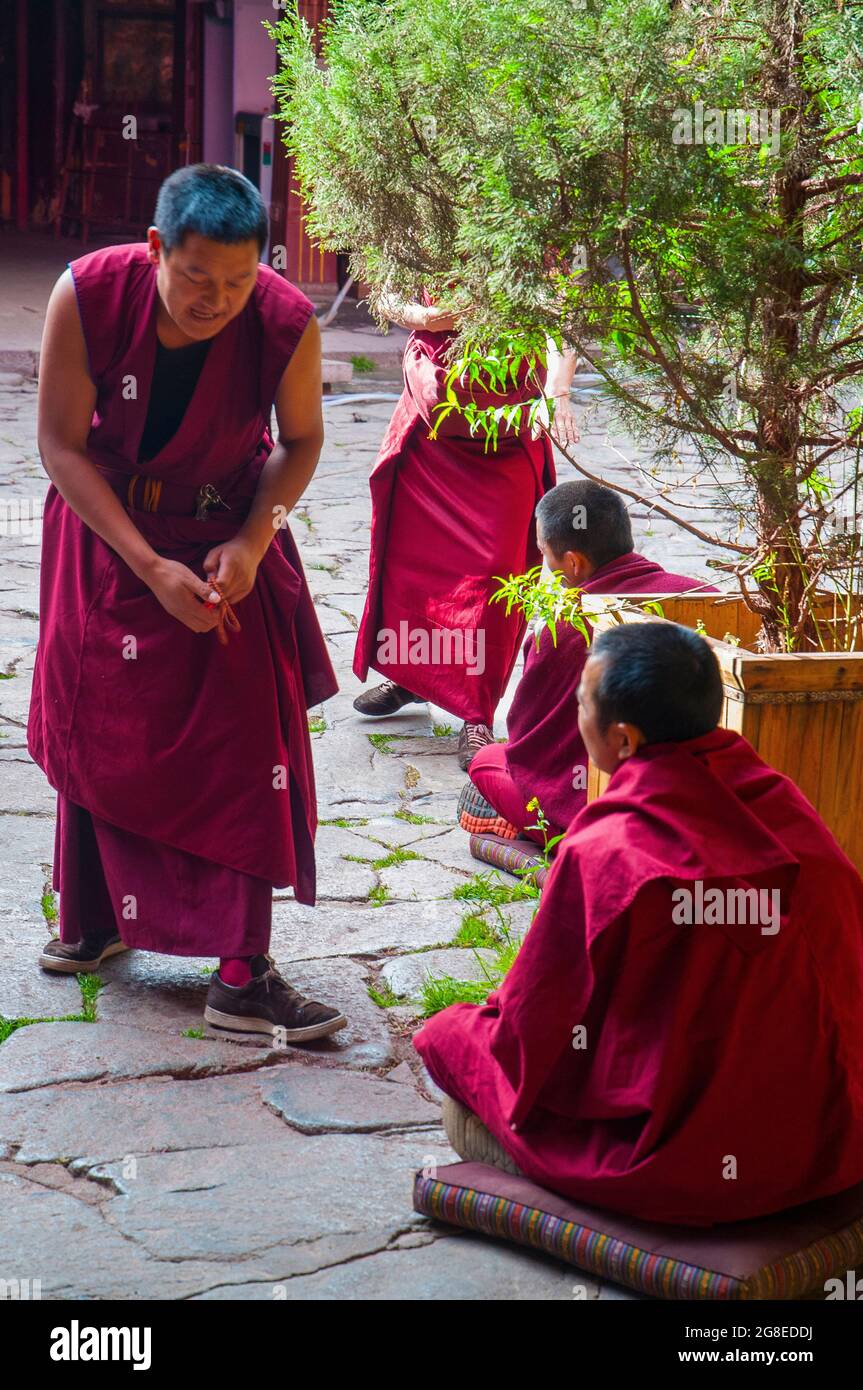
[{"x1": 203, "y1": 577, "x2": 241, "y2": 646}]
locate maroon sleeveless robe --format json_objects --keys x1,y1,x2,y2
[
  {"x1": 27, "y1": 244, "x2": 337, "y2": 955},
  {"x1": 353, "y1": 326, "x2": 555, "y2": 725}
]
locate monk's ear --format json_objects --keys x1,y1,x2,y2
[
  {"x1": 563, "y1": 549, "x2": 593, "y2": 584},
  {"x1": 614, "y1": 722, "x2": 646, "y2": 762}
]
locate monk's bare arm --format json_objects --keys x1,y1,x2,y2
[
  {"x1": 237, "y1": 312, "x2": 325, "y2": 563},
  {"x1": 542, "y1": 338, "x2": 580, "y2": 446},
  {"x1": 37, "y1": 272, "x2": 166, "y2": 580},
  {"x1": 378, "y1": 290, "x2": 459, "y2": 333},
  {"x1": 37, "y1": 271, "x2": 219, "y2": 632}
]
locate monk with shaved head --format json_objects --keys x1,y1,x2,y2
[{"x1": 417, "y1": 622, "x2": 863, "y2": 1224}]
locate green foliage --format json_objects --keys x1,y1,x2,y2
[
  {"x1": 270, "y1": 0, "x2": 863, "y2": 649},
  {"x1": 490, "y1": 566, "x2": 592, "y2": 647},
  {"x1": 350, "y1": 354, "x2": 376, "y2": 372}
]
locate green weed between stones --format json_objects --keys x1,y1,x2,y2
[
  {"x1": 367, "y1": 980, "x2": 400, "y2": 1008},
  {"x1": 418, "y1": 871, "x2": 540, "y2": 1016},
  {"x1": 452, "y1": 870, "x2": 538, "y2": 907},
  {"x1": 372, "y1": 847, "x2": 421, "y2": 870},
  {"x1": 368, "y1": 732, "x2": 394, "y2": 753},
  {"x1": 350, "y1": 354, "x2": 376, "y2": 373},
  {"x1": 420, "y1": 975, "x2": 491, "y2": 1013},
  {"x1": 0, "y1": 971, "x2": 103, "y2": 1046},
  {"x1": 307, "y1": 714, "x2": 327, "y2": 734}
]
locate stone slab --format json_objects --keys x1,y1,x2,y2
[
  {"x1": 258, "y1": 1065, "x2": 441, "y2": 1133},
  {"x1": 381, "y1": 948, "x2": 497, "y2": 1003},
  {"x1": 0, "y1": 1021, "x2": 280, "y2": 1094}
]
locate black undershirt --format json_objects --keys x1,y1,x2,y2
[{"x1": 138, "y1": 337, "x2": 213, "y2": 463}]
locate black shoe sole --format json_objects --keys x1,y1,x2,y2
[{"x1": 203, "y1": 1005, "x2": 349, "y2": 1043}]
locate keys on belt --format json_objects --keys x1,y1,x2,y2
[{"x1": 195, "y1": 483, "x2": 231, "y2": 521}]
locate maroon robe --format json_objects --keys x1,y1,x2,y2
[
  {"x1": 27, "y1": 244, "x2": 337, "y2": 954},
  {"x1": 353, "y1": 329, "x2": 555, "y2": 725},
  {"x1": 503, "y1": 552, "x2": 715, "y2": 836},
  {"x1": 416, "y1": 729, "x2": 863, "y2": 1224}
]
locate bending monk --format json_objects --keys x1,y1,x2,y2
[
  {"x1": 460, "y1": 479, "x2": 713, "y2": 845},
  {"x1": 416, "y1": 622, "x2": 863, "y2": 1224},
  {"x1": 30, "y1": 163, "x2": 347, "y2": 1041},
  {"x1": 352, "y1": 292, "x2": 577, "y2": 768}
]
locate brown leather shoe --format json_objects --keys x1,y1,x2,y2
[
  {"x1": 204, "y1": 954, "x2": 348, "y2": 1042},
  {"x1": 39, "y1": 933, "x2": 128, "y2": 974},
  {"x1": 353, "y1": 681, "x2": 425, "y2": 716},
  {"x1": 457, "y1": 722, "x2": 495, "y2": 770}
]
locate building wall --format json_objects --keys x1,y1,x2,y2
[
  {"x1": 203, "y1": 10, "x2": 234, "y2": 165},
  {"x1": 233, "y1": 0, "x2": 278, "y2": 119}
]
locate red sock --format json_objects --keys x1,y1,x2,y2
[{"x1": 219, "y1": 957, "x2": 252, "y2": 987}]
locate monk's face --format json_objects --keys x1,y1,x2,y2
[
  {"x1": 146, "y1": 228, "x2": 260, "y2": 343},
  {"x1": 536, "y1": 521, "x2": 593, "y2": 588},
  {"x1": 577, "y1": 654, "x2": 645, "y2": 774}
]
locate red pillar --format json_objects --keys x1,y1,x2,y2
[
  {"x1": 273, "y1": 0, "x2": 339, "y2": 290},
  {"x1": 16, "y1": 0, "x2": 28, "y2": 229}
]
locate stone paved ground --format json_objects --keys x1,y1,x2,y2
[{"x1": 0, "y1": 363, "x2": 722, "y2": 1300}]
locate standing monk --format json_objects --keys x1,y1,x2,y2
[
  {"x1": 30, "y1": 164, "x2": 347, "y2": 1041},
  {"x1": 352, "y1": 291, "x2": 578, "y2": 768}
]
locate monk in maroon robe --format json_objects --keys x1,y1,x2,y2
[
  {"x1": 29, "y1": 164, "x2": 346, "y2": 1041},
  {"x1": 352, "y1": 293, "x2": 577, "y2": 768},
  {"x1": 416, "y1": 622, "x2": 863, "y2": 1224},
  {"x1": 460, "y1": 480, "x2": 715, "y2": 843}
]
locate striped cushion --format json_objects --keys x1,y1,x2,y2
[
  {"x1": 413, "y1": 1162, "x2": 863, "y2": 1299},
  {"x1": 469, "y1": 832, "x2": 548, "y2": 889}
]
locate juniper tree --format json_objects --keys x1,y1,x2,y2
[{"x1": 270, "y1": 0, "x2": 863, "y2": 650}]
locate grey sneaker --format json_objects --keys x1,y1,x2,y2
[
  {"x1": 40, "y1": 932, "x2": 128, "y2": 974},
  {"x1": 457, "y1": 722, "x2": 494, "y2": 770}
]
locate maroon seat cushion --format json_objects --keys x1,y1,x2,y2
[{"x1": 413, "y1": 1161, "x2": 863, "y2": 1299}]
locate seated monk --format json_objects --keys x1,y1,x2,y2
[
  {"x1": 459, "y1": 479, "x2": 713, "y2": 845},
  {"x1": 417, "y1": 622, "x2": 863, "y2": 1225}
]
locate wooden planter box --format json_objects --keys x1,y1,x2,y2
[{"x1": 584, "y1": 594, "x2": 863, "y2": 872}]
